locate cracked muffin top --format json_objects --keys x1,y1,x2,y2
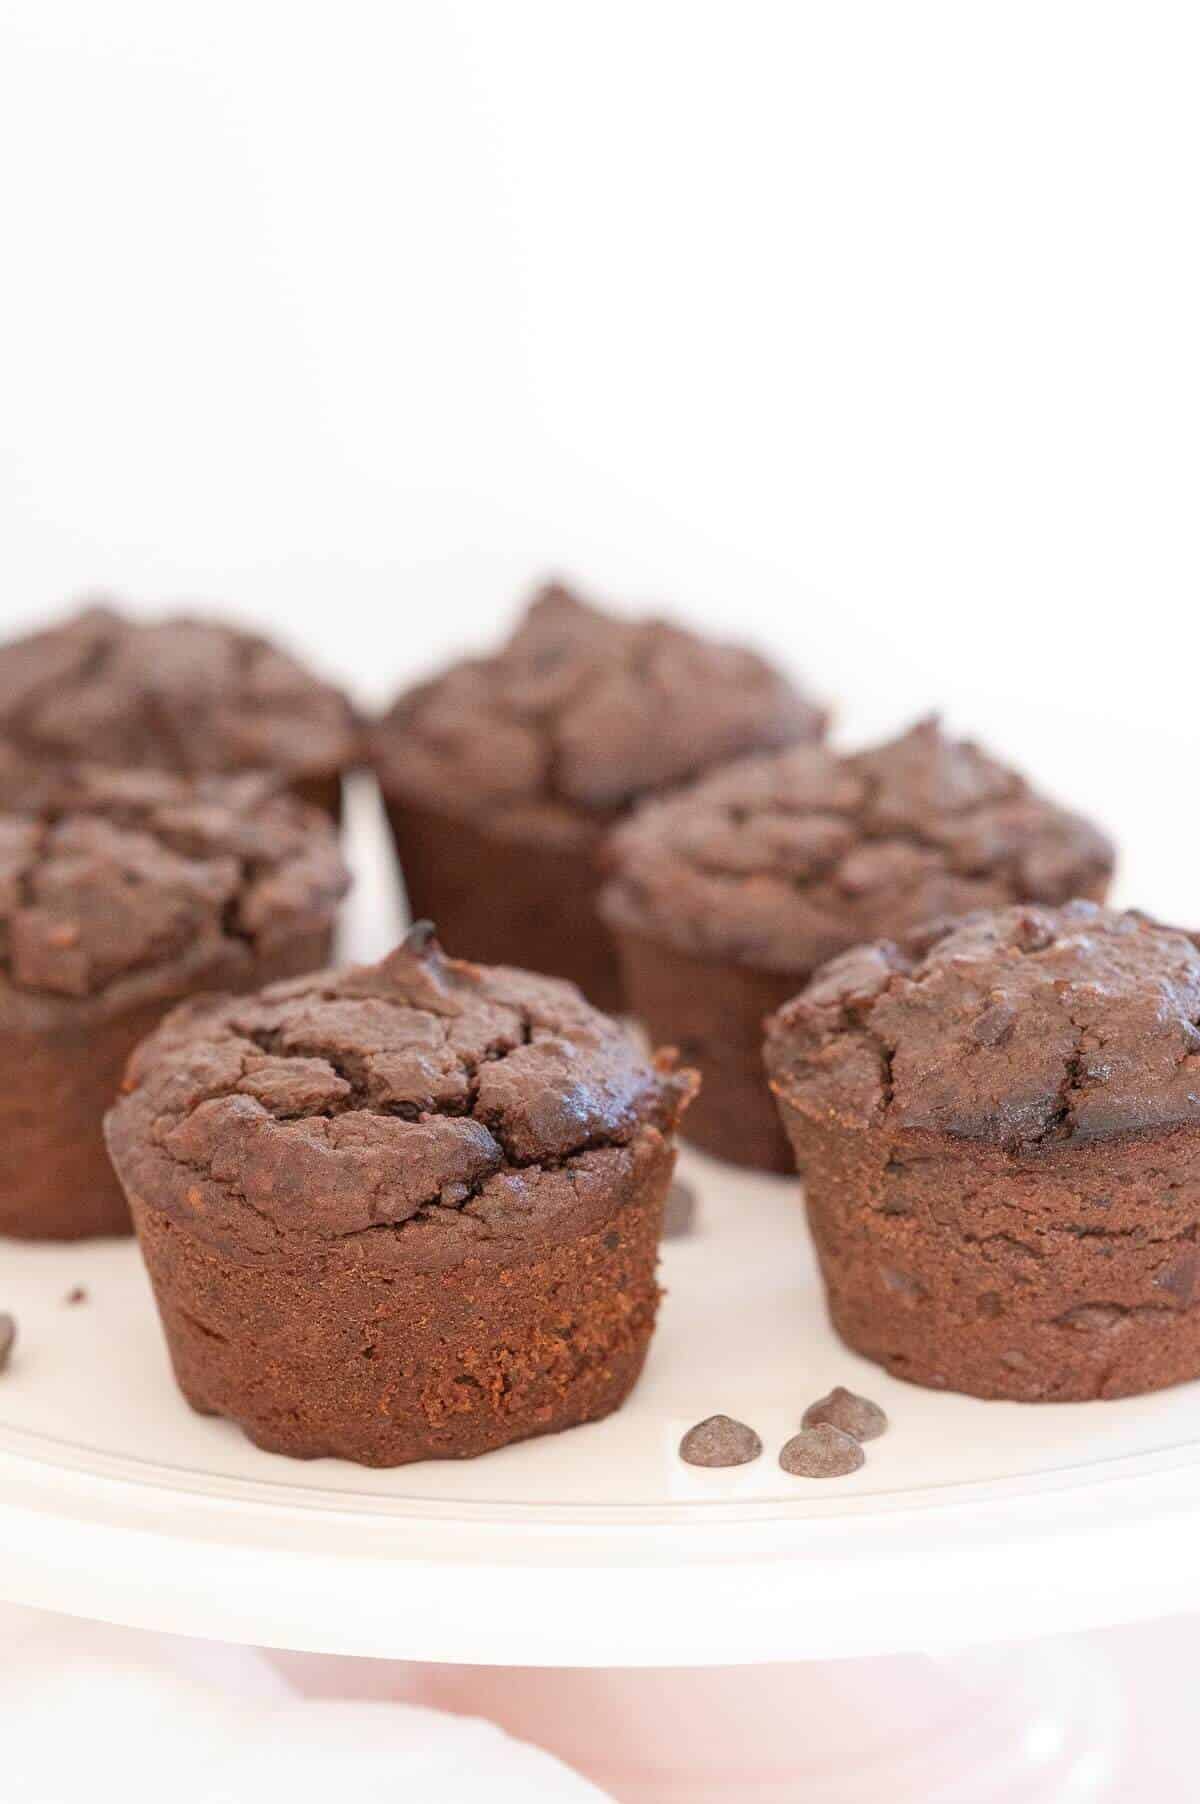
[
  {"x1": 371, "y1": 583, "x2": 826, "y2": 843},
  {"x1": 105, "y1": 928, "x2": 696, "y2": 1262},
  {"x1": 0, "y1": 604, "x2": 358, "y2": 791},
  {"x1": 601, "y1": 719, "x2": 1114, "y2": 971},
  {"x1": 0, "y1": 759, "x2": 349, "y2": 1011},
  {"x1": 765, "y1": 901, "x2": 1200, "y2": 1144}
]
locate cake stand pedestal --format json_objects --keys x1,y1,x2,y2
[{"x1": 347, "y1": 1642, "x2": 1123, "y2": 1802}]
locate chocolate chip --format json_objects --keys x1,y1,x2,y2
[
  {"x1": 402, "y1": 919, "x2": 439, "y2": 955},
  {"x1": 64, "y1": 1285, "x2": 88, "y2": 1306},
  {"x1": 779, "y1": 1423, "x2": 865, "y2": 1478},
  {"x1": 970, "y1": 1000, "x2": 1016, "y2": 1047},
  {"x1": 801, "y1": 1385, "x2": 887, "y2": 1442},
  {"x1": 1155, "y1": 1251, "x2": 1199, "y2": 1305},
  {"x1": 679, "y1": 1415, "x2": 762, "y2": 1468},
  {"x1": 1013, "y1": 912, "x2": 1054, "y2": 953},
  {"x1": 663, "y1": 1179, "x2": 697, "y2": 1239},
  {"x1": 878, "y1": 1264, "x2": 925, "y2": 1300},
  {"x1": 0, "y1": 1313, "x2": 16, "y2": 1373},
  {"x1": 1056, "y1": 1303, "x2": 1125, "y2": 1331}
]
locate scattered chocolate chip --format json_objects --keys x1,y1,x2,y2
[
  {"x1": 0, "y1": 1313, "x2": 16, "y2": 1373},
  {"x1": 679, "y1": 1414, "x2": 762, "y2": 1468},
  {"x1": 801, "y1": 1385, "x2": 887, "y2": 1442},
  {"x1": 779, "y1": 1423, "x2": 865, "y2": 1478},
  {"x1": 663, "y1": 1179, "x2": 697, "y2": 1239},
  {"x1": 402, "y1": 919, "x2": 439, "y2": 954},
  {"x1": 64, "y1": 1285, "x2": 88, "y2": 1306}
]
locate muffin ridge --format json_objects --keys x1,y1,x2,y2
[
  {"x1": 766, "y1": 900, "x2": 1200, "y2": 1145},
  {"x1": 109, "y1": 930, "x2": 696, "y2": 1263}
]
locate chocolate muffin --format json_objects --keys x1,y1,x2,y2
[
  {"x1": 602, "y1": 720, "x2": 1115, "y2": 1170},
  {"x1": 766, "y1": 902, "x2": 1200, "y2": 1401},
  {"x1": 0, "y1": 762, "x2": 349, "y2": 1239},
  {"x1": 371, "y1": 583, "x2": 826, "y2": 1011},
  {"x1": 104, "y1": 928, "x2": 696, "y2": 1465},
  {"x1": 0, "y1": 604, "x2": 358, "y2": 815}
]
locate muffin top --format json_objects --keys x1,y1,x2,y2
[
  {"x1": 0, "y1": 760, "x2": 349, "y2": 1014},
  {"x1": 765, "y1": 901, "x2": 1200, "y2": 1145},
  {"x1": 0, "y1": 604, "x2": 358, "y2": 788},
  {"x1": 105, "y1": 927, "x2": 696, "y2": 1262},
  {"x1": 371, "y1": 583, "x2": 825, "y2": 843},
  {"x1": 601, "y1": 719, "x2": 1115, "y2": 971}
]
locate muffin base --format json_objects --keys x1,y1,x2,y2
[
  {"x1": 383, "y1": 794, "x2": 621, "y2": 1012},
  {"x1": 613, "y1": 926, "x2": 799, "y2": 1172},
  {"x1": 130, "y1": 1130, "x2": 674, "y2": 1465},
  {"x1": 778, "y1": 1107, "x2": 1200, "y2": 1401},
  {"x1": 0, "y1": 929, "x2": 334, "y2": 1241}
]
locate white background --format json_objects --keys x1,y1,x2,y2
[{"x1": 1, "y1": 3, "x2": 1196, "y2": 730}]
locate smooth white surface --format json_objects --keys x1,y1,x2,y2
[{"x1": 2, "y1": 775, "x2": 1200, "y2": 1666}]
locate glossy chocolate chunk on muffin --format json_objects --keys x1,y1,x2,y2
[
  {"x1": 766, "y1": 902, "x2": 1200, "y2": 1400},
  {"x1": 0, "y1": 603, "x2": 358, "y2": 815},
  {"x1": 371, "y1": 582, "x2": 826, "y2": 1009},
  {"x1": 0, "y1": 761, "x2": 348, "y2": 1238},
  {"x1": 602, "y1": 719, "x2": 1114, "y2": 1169},
  {"x1": 105, "y1": 927, "x2": 696, "y2": 1464}
]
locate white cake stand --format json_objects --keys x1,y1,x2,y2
[
  {"x1": 0, "y1": 780, "x2": 1190, "y2": 1799},
  {"x1": 1, "y1": 1144, "x2": 1193, "y2": 1798}
]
